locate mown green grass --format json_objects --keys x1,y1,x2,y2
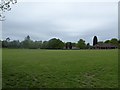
[
  {"x1": 2, "y1": 49, "x2": 118, "y2": 88},
  {"x1": 0, "y1": 49, "x2": 2, "y2": 89}
]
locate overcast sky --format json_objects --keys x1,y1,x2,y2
[{"x1": 2, "y1": 0, "x2": 118, "y2": 44}]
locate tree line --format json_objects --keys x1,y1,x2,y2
[{"x1": 0, "y1": 35, "x2": 120, "y2": 49}]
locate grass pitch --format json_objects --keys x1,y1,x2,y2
[{"x1": 2, "y1": 49, "x2": 118, "y2": 88}]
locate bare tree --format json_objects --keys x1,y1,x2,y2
[{"x1": 0, "y1": 0, "x2": 17, "y2": 21}]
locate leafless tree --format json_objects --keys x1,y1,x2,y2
[{"x1": 0, "y1": 0, "x2": 17, "y2": 21}]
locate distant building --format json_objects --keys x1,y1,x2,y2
[
  {"x1": 92, "y1": 36, "x2": 118, "y2": 49},
  {"x1": 72, "y1": 46, "x2": 79, "y2": 50},
  {"x1": 93, "y1": 43, "x2": 118, "y2": 49}
]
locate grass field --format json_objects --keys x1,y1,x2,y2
[
  {"x1": 0, "y1": 49, "x2": 2, "y2": 89},
  {"x1": 2, "y1": 49, "x2": 118, "y2": 88}
]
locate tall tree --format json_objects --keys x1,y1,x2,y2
[
  {"x1": 77, "y1": 39, "x2": 86, "y2": 49},
  {"x1": 6, "y1": 37, "x2": 10, "y2": 42},
  {"x1": 93, "y1": 36, "x2": 98, "y2": 46},
  {"x1": 22, "y1": 35, "x2": 32, "y2": 48},
  {"x1": 47, "y1": 38, "x2": 64, "y2": 49},
  {"x1": 2, "y1": 37, "x2": 10, "y2": 48}
]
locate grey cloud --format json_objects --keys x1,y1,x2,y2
[{"x1": 2, "y1": 2, "x2": 118, "y2": 44}]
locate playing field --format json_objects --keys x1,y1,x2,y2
[{"x1": 2, "y1": 49, "x2": 118, "y2": 88}]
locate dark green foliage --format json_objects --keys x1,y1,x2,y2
[
  {"x1": 69, "y1": 42, "x2": 72, "y2": 49},
  {"x1": 65, "y1": 42, "x2": 73, "y2": 49},
  {"x1": 22, "y1": 35, "x2": 32, "y2": 48},
  {"x1": 104, "y1": 38, "x2": 119, "y2": 46},
  {"x1": 2, "y1": 37, "x2": 11, "y2": 48},
  {"x1": 2, "y1": 36, "x2": 43, "y2": 49},
  {"x1": 72, "y1": 43, "x2": 76, "y2": 47},
  {"x1": 6, "y1": 37, "x2": 10, "y2": 42},
  {"x1": 47, "y1": 38, "x2": 64, "y2": 49},
  {"x1": 2, "y1": 36, "x2": 64, "y2": 49},
  {"x1": 118, "y1": 40, "x2": 120, "y2": 49},
  {"x1": 33, "y1": 41, "x2": 42, "y2": 49},
  {"x1": 2, "y1": 40, "x2": 8, "y2": 48},
  {"x1": 86, "y1": 43, "x2": 90, "y2": 49},
  {"x1": 118, "y1": 39, "x2": 120, "y2": 43},
  {"x1": 65, "y1": 43, "x2": 68, "y2": 49},
  {"x1": 77, "y1": 39, "x2": 86, "y2": 49},
  {"x1": 8, "y1": 40, "x2": 20, "y2": 48},
  {"x1": 93, "y1": 36, "x2": 98, "y2": 46},
  {"x1": 41, "y1": 41, "x2": 48, "y2": 49},
  {"x1": 110, "y1": 38, "x2": 118, "y2": 45},
  {"x1": 104, "y1": 40, "x2": 110, "y2": 43},
  {"x1": 1, "y1": 36, "x2": 119, "y2": 49}
]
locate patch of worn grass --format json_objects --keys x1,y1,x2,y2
[{"x1": 2, "y1": 49, "x2": 118, "y2": 88}]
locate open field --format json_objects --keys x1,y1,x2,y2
[
  {"x1": 0, "y1": 49, "x2": 2, "y2": 89},
  {"x1": 2, "y1": 49, "x2": 118, "y2": 88}
]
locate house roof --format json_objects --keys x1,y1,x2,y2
[{"x1": 94, "y1": 43, "x2": 118, "y2": 47}]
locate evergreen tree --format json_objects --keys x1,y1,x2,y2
[{"x1": 93, "y1": 36, "x2": 98, "y2": 46}]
